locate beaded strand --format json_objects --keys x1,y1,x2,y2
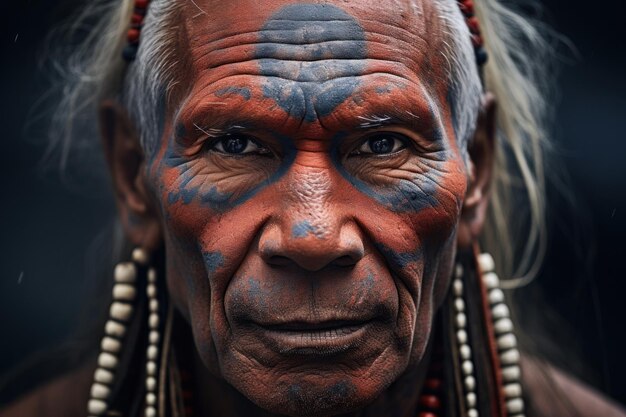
[
  {"x1": 478, "y1": 254, "x2": 526, "y2": 417},
  {"x1": 122, "y1": 0, "x2": 151, "y2": 61},
  {"x1": 452, "y1": 264, "x2": 481, "y2": 417},
  {"x1": 456, "y1": 0, "x2": 489, "y2": 65},
  {"x1": 87, "y1": 248, "x2": 148, "y2": 417}
]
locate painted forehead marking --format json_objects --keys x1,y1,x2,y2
[{"x1": 256, "y1": 4, "x2": 367, "y2": 122}]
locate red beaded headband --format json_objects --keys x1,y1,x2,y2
[
  {"x1": 457, "y1": 0, "x2": 488, "y2": 65},
  {"x1": 122, "y1": 0, "x2": 150, "y2": 62},
  {"x1": 122, "y1": 0, "x2": 487, "y2": 66}
]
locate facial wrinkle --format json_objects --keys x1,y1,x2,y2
[{"x1": 256, "y1": 4, "x2": 367, "y2": 123}]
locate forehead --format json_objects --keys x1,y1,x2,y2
[{"x1": 173, "y1": 0, "x2": 452, "y2": 130}]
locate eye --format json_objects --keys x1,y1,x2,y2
[
  {"x1": 210, "y1": 135, "x2": 271, "y2": 156},
  {"x1": 353, "y1": 133, "x2": 407, "y2": 156}
]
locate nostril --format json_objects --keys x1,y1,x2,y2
[
  {"x1": 267, "y1": 255, "x2": 293, "y2": 267},
  {"x1": 332, "y1": 255, "x2": 359, "y2": 268}
]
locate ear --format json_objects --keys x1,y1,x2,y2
[
  {"x1": 457, "y1": 93, "x2": 496, "y2": 249},
  {"x1": 100, "y1": 100, "x2": 162, "y2": 251}
]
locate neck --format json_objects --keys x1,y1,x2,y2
[{"x1": 186, "y1": 334, "x2": 434, "y2": 417}]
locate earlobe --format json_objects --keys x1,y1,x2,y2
[
  {"x1": 457, "y1": 93, "x2": 496, "y2": 249},
  {"x1": 99, "y1": 100, "x2": 162, "y2": 250}
]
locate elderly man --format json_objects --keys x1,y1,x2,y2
[{"x1": 2, "y1": 0, "x2": 626, "y2": 416}]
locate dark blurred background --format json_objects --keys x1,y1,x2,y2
[{"x1": 1, "y1": 0, "x2": 625, "y2": 407}]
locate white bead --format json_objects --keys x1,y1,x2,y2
[
  {"x1": 110, "y1": 302, "x2": 133, "y2": 322},
  {"x1": 460, "y1": 344, "x2": 471, "y2": 360},
  {"x1": 113, "y1": 284, "x2": 136, "y2": 301},
  {"x1": 105, "y1": 320, "x2": 126, "y2": 338},
  {"x1": 90, "y1": 383, "x2": 111, "y2": 400},
  {"x1": 453, "y1": 279, "x2": 463, "y2": 296},
  {"x1": 149, "y1": 313, "x2": 160, "y2": 329},
  {"x1": 497, "y1": 333, "x2": 518, "y2": 350},
  {"x1": 456, "y1": 312, "x2": 467, "y2": 328},
  {"x1": 94, "y1": 368, "x2": 114, "y2": 384},
  {"x1": 146, "y1": 406, "x2": 157, "y2": 417},
  {"x1": 114, "y1": 262, "x2": 136, "y2": 283},
  {"x1": 504, "y1": 383, "x2": 523, "y2": 398},
  {"x1": 466, "y1": 392, "x2": 477, "y2": 408},
  {"x1": 148, "y1": 268, "x2": 157, "y2": 283},
  {"x1": 149, "y1": 330, "x2": 160, "y2": 344},
  {"x1": 467, "y1": 408, "x2": 478, "y2": 417},
  {"x1": 147, "y1": 345, "x2": 159, "y2": 360},
  {"x1": 87, "y1": 399, "x2": 107, "y2": 415},
  {"x1": 98, "y1": 352, "x2": 118, "y2": 369},
  {"x1": 478, "y1": 253, "x2": 495, "y2": 272},
  {"x1": 457, "y1": 329, "x2": 468, "y2": 344},
  {"x1": 146, "y1": 392, "x2": 156, "y2": 405},
  {"x1": 506, "y1": 398, "x2": 525, "y2": 414},
  {"x1": 464, "y1": 375, "x2": 476, "y2": 391},
  {"x1": 146, "y1": 376, "x2": 157, "y2": 391},
  {"x1": 101, "y1": 337, "x2": 121, "y2": 353},
  {"x1": 502, "y1": 365, "x2": 521, "y2": 382},
  {"x1": 488, "y1": 288, "x2": 505, "y2": 305},
  {"x1": 483, "y1": 272, "x2": 500, "y2": 289},
  {"x1": 147, "y1": 361, "x2": 157, "y2": 376},
  {"x1": 494, "y1": 318, "x2": 514, "y2": 334},
  {"x1": 492, "y1": 303, "x2": 510, "y2": 320},
  {"x1": 462, "y1": 360, "x2": 474, "y2": 376},
  {"x1": 454, "y1": 298, "x2": 465, "y2": 312},
  {"x1": 147, "y1": 284, "x2": 157, "y2": 298},
  {"x1": 149, "y1": 299, "x2": 159, "y2": 312},
  {"x1": 132, "y1": 247, "x2": 149, "y2": 265},
  {"x1": 500, "y1": 348, "x2": 520, "y2": 365},
  {"x1": 455, "y1": 264, "x2": 464, "y2": 279}
]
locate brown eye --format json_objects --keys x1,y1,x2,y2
[
  {"x1": 353, "y1": 133, "x2": 407, "y2": 155},
  {"x1": 210, "y1": 136, "x2": 270, "y2": 155}
]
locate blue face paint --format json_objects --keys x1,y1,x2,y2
[
  {"x1": 373, "y1": 242, "x2": 422, "y2": 271},
  {"x1": 291, "y1": 220, "x2": 321, "y2": 239},
  {"x1": 163, "y1": 131, "x2": 297, "y2": 211},
  {"x1": 215, "y1": 86, "x2": 252, "y2": 100},
  {"x1": 202, "y1": 251, "x2": 225, "y2": 276},
  {"x1": 329, "y1": 133, "x2": 442, "y2": 213},
  {"x1": 256, "y1": 4, "x2": 366, "y2": 122},
  {"x1": 246, "y1": 277, "x2": 266, "y2": 309}
]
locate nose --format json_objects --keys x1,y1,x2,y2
[{"x1": 258, "y1": 169, "x2": 365, "y2": 271}]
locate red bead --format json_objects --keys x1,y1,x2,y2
[
  {"x1": 471, "y1": 34, "x2": 483, "y2": 47},
  {"x1": 131, "y1": 13, "x2": 144, "y2": 25},
  {"x1": 418, "y1": 412, "x2": 438, "y2": 417},
  {"x1": 458, "y1": 0, "x2": 474, "y2": 15},
  {"x1": 127, "y1": 28, "x2": 140, "y2": 43},
  {"x1": 419, "y1": 394, "x2": 442, "y2": 410},
  {"x1": 467, "y1": 16, "x2": 480, "y2": 33},
  {"x1": 424, "y1": 377, "x2": 443, "y2": 391},
  {"x1": 135, "y1": 0, "x2": 149, "y2": 8}
]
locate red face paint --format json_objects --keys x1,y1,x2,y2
[{"x1": 146, "y1": 1, "x2": 469, "y2": 415}]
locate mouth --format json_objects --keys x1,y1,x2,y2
[{"x1": 252, "y1": 319, "x2": 375, "y2": 356}]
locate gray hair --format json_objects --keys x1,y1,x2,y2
[{"x1": 48, "y1": 0, "x2": 551, "y2": 285}]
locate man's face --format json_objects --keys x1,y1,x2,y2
[{"x1": 147, "y1": 0, "x2": 469, "y2": 414}]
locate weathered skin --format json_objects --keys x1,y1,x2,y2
[
  {"x1": 2, "y1": 1, "x2": 626, "y2": 417},
  {"x1": 139, "y1": 1, "x2": 473, "y2": 416}
]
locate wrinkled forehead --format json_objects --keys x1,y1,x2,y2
[{"x1": 179, "y1": 0, "x2": 450, "y2": 91}]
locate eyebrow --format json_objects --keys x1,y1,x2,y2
[
  {"x1": 356, "y1": 111, "x2": 422, "y2": 130},
  {"x1": 191, "y1": 122, "x2": 247, "y2": 138}
]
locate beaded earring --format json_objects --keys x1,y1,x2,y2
[
  {"x1": 86, "y1": 248, "x2": 163, "y2": 417},
  {"x1": 477, "y1": 254, "x2": 525, "y2": 417}
]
